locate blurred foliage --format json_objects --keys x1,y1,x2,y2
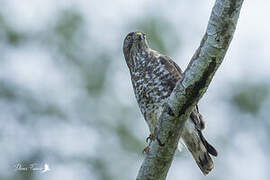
[
  {"x1": 1, "y1": 2, "x2": 270, "y2": 180},
  {"x1": 51, "y1": 9, "x2": 85, "y2": 65},
  {"x1": 0, "y1": 7, "x2": 118, "y2": 180},
  {"x1": 83, "y1": 55, "x2": 110, "y2": 96},
  {"x1": 230, "y1": 82, "x2": 269, "y2": 115},
  {"x1": 133, "y1": 17, "x2": 181, "y2": 55},
  {"x1": 91, "y1": 158, "x2": 114, "y2": 180},
  {"x1": 0, "y1": 80, "x2": 66, "y2": 121},
  {"x1": 115, "y1": 122, "x2": 143, "y2": 153},
  {"x1": 0, "y1": 14, "x2": 26, "y2": 46},
  {"x1": 54, "y1": 10, "x2": 83, "y2": 44},
  {"x1": 49, "y1": 9, "x2": 110, "y2": 96}
]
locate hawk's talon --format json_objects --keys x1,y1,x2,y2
[
  {"x1": 143, "y1": 132, "x2": 154, "y2": 153},
  {"x1": 142, "y1": 146, "x2": 149, "y2": 154},
  {"x1": 146, "y1": 132, "x2": 154, "y2": 143}
]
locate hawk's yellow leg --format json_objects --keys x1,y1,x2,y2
[{"x1": 142, "y1": 132, "x2": 154, "y2": 153}]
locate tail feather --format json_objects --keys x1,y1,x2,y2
[
  {"x1": 198, "y1": 130, "x2": 218, "y2": 157},
  {"x1": 182, "y1": 119, "x2": 217, "y2": 175}
]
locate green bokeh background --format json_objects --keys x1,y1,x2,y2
[{"x1": 0, "y1": 1, "x2": 269, "y2": 180}]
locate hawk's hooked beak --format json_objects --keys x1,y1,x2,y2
[{"x1": 135, "y1": 32, "x2": 144, "y2": 41}]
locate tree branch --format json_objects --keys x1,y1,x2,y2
[{"x1": 136, "y1": 0, "x2": 244, "y2": 179}]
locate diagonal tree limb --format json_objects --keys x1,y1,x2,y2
[{"x1": 136, "y1": 0, "x2": 244, "y2": 179}]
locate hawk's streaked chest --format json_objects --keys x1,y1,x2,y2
[{"x1": 129, "y1": 50, "x2": 180, "y2": 131}]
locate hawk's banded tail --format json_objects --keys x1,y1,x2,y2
[{"x1": 182, "y1": 119, "x2": 218, "y2": 175}]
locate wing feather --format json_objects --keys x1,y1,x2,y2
[{"x1": 159, "y1": 55, "x2": 205, "y2": 131}]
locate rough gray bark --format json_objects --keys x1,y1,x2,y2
[{"x1": 136, "y1": 0, "x2": 244, "y2": 179}]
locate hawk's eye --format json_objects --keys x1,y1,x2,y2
[{"x1": 127, "y1": 36, "x2": 132, "y2": 41}]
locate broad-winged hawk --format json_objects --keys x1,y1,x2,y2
[{"x1": 123, "y1": 32, "x2": 217, "y2": 175}]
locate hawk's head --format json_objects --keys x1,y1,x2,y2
[{"x1": 123, "y1": 32, "x2": 149, "y2": 68}]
